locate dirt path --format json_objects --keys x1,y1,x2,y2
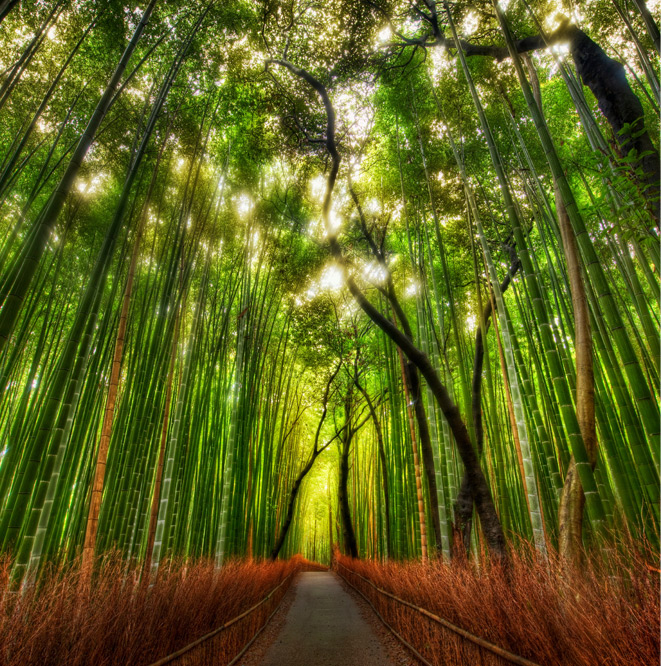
[{"x1": 250, "y1": 571, "x2": 398, "y2": 666}]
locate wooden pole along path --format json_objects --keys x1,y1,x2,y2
[
  {"x1": 337, "y1": 562, "x2": 541, "y2": 666},
  {"x1": 148, "y1": 565, "x2": 542, "y2": 666},
  {"x1": 148, "y1": 572, "x2": 295, "y2": 666}
]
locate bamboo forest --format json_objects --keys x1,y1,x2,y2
[{"x1": 0, "y1": 1, "x2": 658, "y2": 664}]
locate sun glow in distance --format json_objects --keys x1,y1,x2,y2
[
  {"x1": 236, "y1": 194, "x2": 253, "y2": 218},
  {"x1": 310, "y1": 175, "x2": 326, "y2": 202},
  {"x1": 319, "y1": 264, "x2": 345, "y2": 291},
  {"x1": 327, "y1": 209, "x2": 343, "y2": 233},
  {"x1": 462, "y1": 12, "x2": 479, "y2": 36},
  {"x1": 377, "y1": 26, "x2": 392, "y2": 44},
  {"x1": 405, "y1": 280, "x2": 419, "y2": 297}
]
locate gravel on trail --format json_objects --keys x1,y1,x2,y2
[{"x1": 239, "y1": 570, "x2": 418, "y2": 666}]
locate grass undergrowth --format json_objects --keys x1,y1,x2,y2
[
  {"x1": 336, "y1": 541, "x2": 659, "y2": 666},
  {"x1": 0, "y1": 553, "x2": 325, "y2": 665}
]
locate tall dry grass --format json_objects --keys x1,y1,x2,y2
[
  {"x1": 0, "y1": 553, "x2": 324, "y2": 666},
  {"x1": 337, "y1": 542, "x2": 659, "y2": 666}
]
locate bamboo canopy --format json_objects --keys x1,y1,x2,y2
[{"x1": 0, "y1": 0, "x2": 657, "y2": 583}]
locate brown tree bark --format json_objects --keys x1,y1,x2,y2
[
  {"x1": 349, "y1": 183, "x2": 443, "y2": 554},
  {"x1": 80, "y1": 233, "x2": 138, "y2": 584},
  {"x1": 268, "y1": 57, "x2": 507, "y2": 561},
  {"x1": 0, "y1": 0, "x2": 18, "y2": 23},
  {"x1": 339, "y1": 390, "x2": 359, "y2": 558},
  {"x1": 525, "y1": 54, "x2": 597, "y2": 564},
  {"x1": 455, "y1": 257, "x2": 520, "y2": 554},
  {"x1": 381, "y1": 1, "x2": 660, "y2": 221},
  {"x1": 556, "y1": 180, "x2": 596, "y2": 565}
]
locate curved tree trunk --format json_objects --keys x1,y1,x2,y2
[
  {"x1": 417, "y1": 0, "x2": 661, "y2": 220},
  {"x1": 0, "y1": 0, "x2": 18, "y2": 23},
  {"x1": 562, "y1": 24, "x2": 659, "y2": 222},
  {"x1": 349, "y1": 182, "x2": 442, "y2": 554},
  {"x1": 456, "y1": 257, "x2": 520, "y2": 555},
  {"x1": 556, "y1": 186, "x2": 596, "y2": 564},
  {"x1": 270, "y1": 456, "x2": 315, "y2": 560},
  {"x1": 270, "y1": 363, "x2": 341, "y2": 560},
  {"x1": 339, "y1": 391, "x2": 359, "y2": 558},
  {"x1": 268, "y1": 57, "x2": 507, "y2": 562}
]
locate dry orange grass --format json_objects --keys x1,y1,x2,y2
[
  {"x1": 0, "y1": 553, "x2": 324, "y2": 666},
  {"x1": 337, "y1": 542, "x2": 659, "y2": 666}
]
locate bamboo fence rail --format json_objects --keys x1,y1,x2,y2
[
  {"x1": 336, "y1": 562, "x2": 540, "y2": 666},
  {"x1": 148, "y1": 571, "x2": 295, "y2": 666}
]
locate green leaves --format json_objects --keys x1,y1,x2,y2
[{"x1": 0, "y1": 0, "x2": 657, "y2": 575}]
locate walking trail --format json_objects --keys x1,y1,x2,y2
[{"x1": 256, "y1": 571, "x2": 397, "y2": 666}]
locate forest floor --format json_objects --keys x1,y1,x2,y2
[{"x1": 239, "y1": 571, "x2": 417, "y2": 665}]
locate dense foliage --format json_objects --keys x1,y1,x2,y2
[{"x1": 0, "y1": 0, "x2": 657, "y2": 585}]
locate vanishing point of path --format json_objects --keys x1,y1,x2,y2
[{"x1": 257, "y1": 571, "x2": 397, "y2": 666}]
